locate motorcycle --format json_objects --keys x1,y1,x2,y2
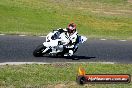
[{"x1": 33, "y1": 29, "x2": 87, "y2": 57}]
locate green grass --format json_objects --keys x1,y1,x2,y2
[
  {"x1": 0, "y1": 0, "x2": 132, "y2": 39},
  {"x1": 0, "y1": 63, "x2": 132, "y2": 88}
]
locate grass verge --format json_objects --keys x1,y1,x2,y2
[
  {"x1": 0, "y1": 0, "x2": 132, "y2": 39},
  {"x1": 0, "y1": 63, "x2": 132, "y2": 88}
]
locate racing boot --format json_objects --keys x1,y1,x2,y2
[
  {"x1": 69, "y1": 50, "x2": 74, "y2": 56},
  {"x1": 64, "y1": 50, "x2": 74, "y2": 56}
]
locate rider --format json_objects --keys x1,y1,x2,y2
[
  {"x1": 65, "y1": 23, "x2": 78, "y2": 56},
  {"x1": 54, "y1": 23, "x2": 78, "y2": 56}
]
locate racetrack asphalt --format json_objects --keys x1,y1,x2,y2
[{"x1": 0, "y1": 35, "x2": 132, "y2": 64}]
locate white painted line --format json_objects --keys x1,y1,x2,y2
[
  {"x1": 119, "y1": 40, "x2": 127, "y2": 41},
  {"x1": 92, "y1": 62, "x2": 115, "y2": 64},
  {"x1": 100, "y1": 39, "x2": 107, "y2": 40},
  {"x1": 0, "y1": 61, "x2": 115, "y2": 65},
  {"x1": 39, "y1": 36, "x2": 46, "y2": 37},
  {"x1": 19, "y1": 35, "x2": 26, "y2": 36},
  {"x1": 0, "y1": 62, "x2": 50, "y2": 65},
  {"x1": 67, "y1": 62, "x2": 115, "y2": 64},
  {"x1": 0, "y1": 34, "x2": 5, "y2": 35}
]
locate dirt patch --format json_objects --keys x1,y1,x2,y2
[
  {"x1": 128, "y1": 0, "x2": 132, "y2": 3},
  {"x1": 91, "y1": 10, "x2": 122, "y2": 15},
  {"x1": 53, "y1": 82, "x2": 96, "y2": 88},
  {"x1": 90, "y1": 8, "x2": 132, "y2": 15},
  {"x1": 54, "y1": 84, "x2": 66, "y2": 88}
]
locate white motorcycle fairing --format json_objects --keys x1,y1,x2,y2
[{"x1": 42, "y1": 32, "x2": 70, "y2": 54}]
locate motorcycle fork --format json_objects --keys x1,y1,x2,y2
[{"x1": 42, "y1": 47, "x2": 49, "y2": 53}]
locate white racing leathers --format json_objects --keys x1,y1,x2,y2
[
  {"x1": 46, "y1": 28, "x2": 78, "y2": 56},
  {"x1": 64, "y1": 29, "x2": 78, "y2": 56}
]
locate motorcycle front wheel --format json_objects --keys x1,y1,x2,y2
[{"x1": 33, "y1": 44, "x2": 47, "y2": 57}]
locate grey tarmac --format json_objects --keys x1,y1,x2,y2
[{"x1": 0, "y1": 35, "x2": 132, "y2": 64}]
